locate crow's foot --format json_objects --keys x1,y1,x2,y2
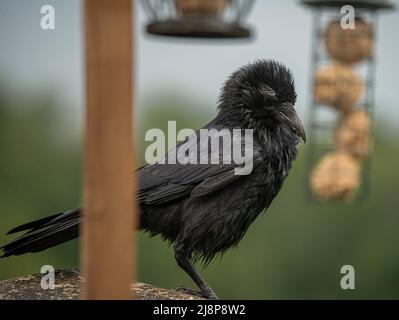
[{"x1": 175, "y1": 286, "x2": 218, "y2": 300}]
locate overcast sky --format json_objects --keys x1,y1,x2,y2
[{"x1": 0, "y1": 0, "x2": 398, "y2": 132}]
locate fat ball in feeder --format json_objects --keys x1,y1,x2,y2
[
  {"x1": 324, "y1": 18, "x2": 374, "y2": 65},
  {"x1": 310, "y1": 151, "x2": 360, "y2": 201},
  {"x1": 314, "y1": 63, "x2": 364, "y2": 113},
  {"x1": 335, "y1": 109, "x2": 371, "y2": 159}
]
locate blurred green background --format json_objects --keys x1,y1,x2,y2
[{"x1": 0, "y1": 82, "x2": 398, "y2": 299}]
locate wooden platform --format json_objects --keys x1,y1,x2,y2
[{"x1": 0, "y1": 269, "x2": 202, "y2": 300}]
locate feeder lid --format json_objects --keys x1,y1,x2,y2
[
  {"x1": 146, "y1": 17, "x2": 251, "y2": 39},
  {"x1": 301, "y1": 0, "x2": 395, "y2": 10}
]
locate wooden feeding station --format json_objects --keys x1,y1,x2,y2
[
  {"x1": 83, "y1": 0, "x2": 135, "y2": 299},
  {"x1": 301, "y1": 0, "x2": 395, "y2": 202},
  {"x1": 140, "y1": 0, "x2": 255, "y2": 38}
]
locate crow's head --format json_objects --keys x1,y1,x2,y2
[{"x1": 218, "y1": 59, "x2": 306, "y2": 143}]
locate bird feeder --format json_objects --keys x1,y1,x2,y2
[
  {"x1": 140, "y1": 0, "x2": 255, "y2": 38},
  {"x1": 301, "y1": 0, "x2": 395, "y2": 202}
]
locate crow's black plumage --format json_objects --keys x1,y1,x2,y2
[{"x1": 1, "y1": 59, "x2": 305, "y2": 299}]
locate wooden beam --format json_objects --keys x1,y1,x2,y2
[{"x1": 82, "y1": 0, "x2": 135, "y2": 299}]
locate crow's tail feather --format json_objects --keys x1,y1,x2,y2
[{"x1": 1, "y1": 208, "x2": 81, "y2": 258}]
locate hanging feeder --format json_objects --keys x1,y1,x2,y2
[
  {"x1": 301, "y1": 0, "x2": 395, "y2": 202},
  {"x1": 140, "y1": 0, "x2": 255, "y2": 38}
]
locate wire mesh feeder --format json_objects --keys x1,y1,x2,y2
[
  {"x1": 301, "y1": 0, "x2": 395, "y2": 202},
  {"x1": 140, "y1": 0, "x2": 255, "y2": 38}
]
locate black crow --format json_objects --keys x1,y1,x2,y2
[{"x1": 1, "y1": 59, "x2": 305, "y2": 299}]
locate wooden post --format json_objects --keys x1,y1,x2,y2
[{"x1": 82, "y1": 0, "x2": 135, "y2": 299}]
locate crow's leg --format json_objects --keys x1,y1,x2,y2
[{"x1": 174, "y1": 251, "x2": 218, "y2": 300}]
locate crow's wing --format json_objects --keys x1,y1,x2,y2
[{"x1": 138, "y1": 129, "x2": 263, "y2": 205}]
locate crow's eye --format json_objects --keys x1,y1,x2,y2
[{"x1": 259, "y1": 84, "x2": 276, "y2": 99}]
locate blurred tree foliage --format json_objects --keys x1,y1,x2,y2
[{"x1": 0, "y1": 86, "x2": 398, "y2": 299}]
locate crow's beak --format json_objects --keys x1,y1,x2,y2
[
  {"x1": 280, "y1": 104, "x2": 306, "y2": 143},
  {"x1": 291, "y1": 110, "x2": 306, "y2": 143}
]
